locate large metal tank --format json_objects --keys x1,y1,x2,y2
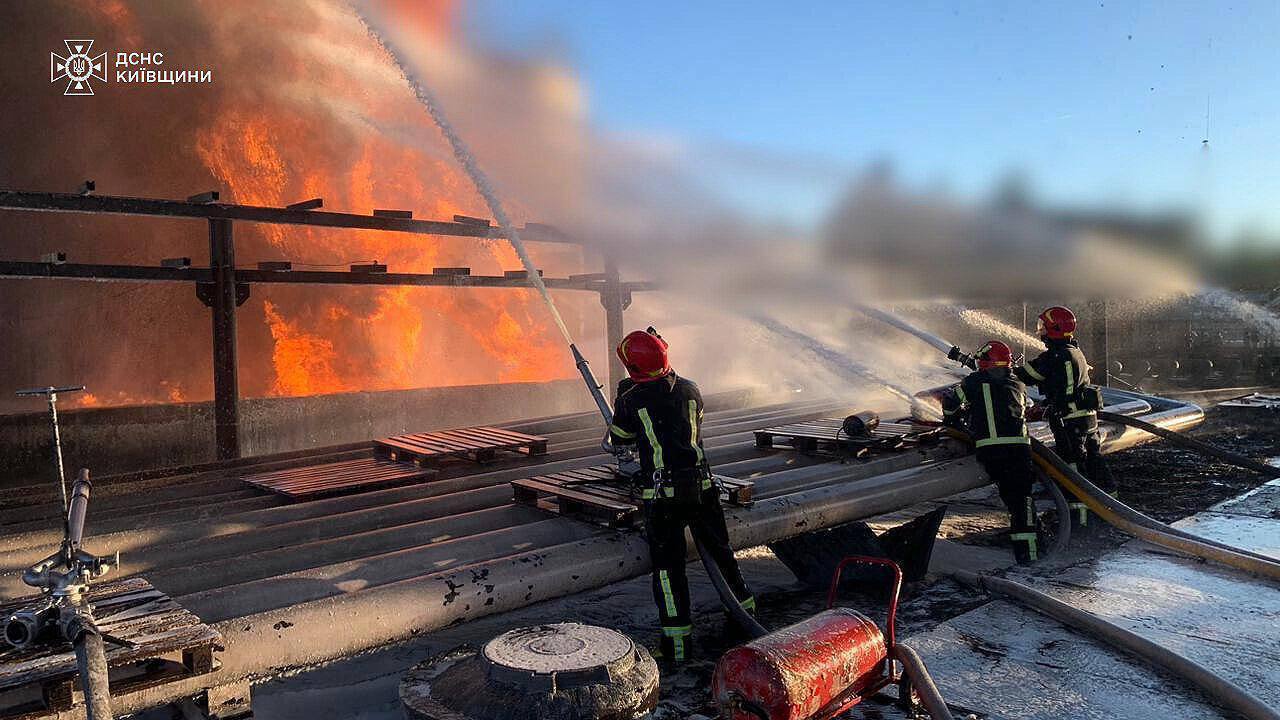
[{"x1": 712, "y1": 608, "x2": 887, "y2": 720}]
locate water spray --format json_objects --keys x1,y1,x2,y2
[
  {"x1": 852, "y1": 304, "x2": 981, "y2": 372},
  {"x1": 355, "y1": 9, "x2": 613, "y2": 427},
  {"x1": 949, "y1": 306, "x2": 1042, "y2": 350},
  {"x1": 747, "y1": 314, "x2": 930, "y2": 414},
  {"x1": 853, "y1": 304, "x2": 955, "y2": 355}
]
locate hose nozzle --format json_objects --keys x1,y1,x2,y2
[{"x1": 947, "y1": 345, "x2": 977, "y2": 370}]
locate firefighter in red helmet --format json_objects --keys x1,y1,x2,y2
[
  {"x1": 1015, "y1": 306, "x2": 1116, "y2": 529},
  {"x1": 609, "y1": 327, "x2": 753, "y2": 663},
  {"x1": 942, "y1": 341, "x2": 1040, "y2": 564}
]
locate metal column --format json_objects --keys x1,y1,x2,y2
[
  {"x1": 600, "y1": 255, "x2": 629, "y2": 392},
  {"x1": 1087, "y1": 299, "x2": 1110, "y2": 387},
  {"x1": 207, "y1": 219, "x2": 241, "y2": 459}
]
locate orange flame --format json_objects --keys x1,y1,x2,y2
[
  {"x1": 186, "y1": 4, "x2": 579, "y2": 399},
  {"x1": 54, "y1": 0, "x2": 583, "y2": 408}
]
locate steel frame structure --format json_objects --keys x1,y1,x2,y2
[{"x1": 0, "y1": 190, "x2": 650, "y2": 459}]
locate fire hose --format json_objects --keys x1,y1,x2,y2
[
  {"x1": 1097, "y1": 410, "x2": 1280, "y2": 480},
  {"x1": 913, "y1": 326, "x2": 1279, "y2": 573},
  {"x1": 941, "y1": 427, "x2": 1074, "y2": 558},
  {"x1": 1031, "y1": 439, "x2": 1280, "y2": 580},
  {"x1": 6, "y1": 469, "x2": 117, "y2": 720},
  {"x1": 952, "y1": 570, "x2": 1280, "y2": 720}
]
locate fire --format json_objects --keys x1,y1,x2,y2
[
  {"x1": 184, "y1": 2, "x2": 579, "y2": 399},
  {"x1": 18, "y1": 0, "x2": 587, "y2": 411},
  {"x1": 263, "y1": 301, "x2": 353, "y2": 397}
]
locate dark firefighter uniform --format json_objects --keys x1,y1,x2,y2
[
  {"x1": 609, "y1": 374, "x2": 753, "y2": 661},
  {"x1": 942, "y1": 369, "x2": 1040, "y2": 563},
  {"x1": 1015, "y1": 339, "x2": 1116, "y2": 527}
]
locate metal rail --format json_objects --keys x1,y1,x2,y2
[
  {"x1": 0, "y1": 190, "x2": 576, "y2": 244},
  {"x1": 0, "y1": 188, "x2": 652, "y2": 459},
  {"x1": 0, "y1": 261, "x2": 654, "y2": 292}
]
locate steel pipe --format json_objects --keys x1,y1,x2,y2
[
  {"x1": 148, "y1": 504, "x2": 548, "y2": 598},
  {"x1": 66, "y1": 470, "x2": 92, "y2": 549},
  {"x1": 190, "y1": 454, "x2": 992, "y2": 673},
  {"x1": 178, "y1": 517, "x2": 604, "y2": 621},
  {"x1": 90, "y1": 399, "x2": 1206, "y2": 718}
]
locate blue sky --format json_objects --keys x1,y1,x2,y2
[{"x1": 468, "y1": 1, "x2": 1280, "y2": 241}]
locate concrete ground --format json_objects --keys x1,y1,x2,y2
[{"x1": 907, "y1": 479, "x2": 1280, "y2": 719}]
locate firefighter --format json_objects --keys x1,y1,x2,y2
[
  {"x1": 1015, "y1": 305, "x2": 1116, "y2": 529},
  {"x1": 942, "y1": 341, "x2": 1040, "y2": 564},
  {"x1": 609, "y1": 327, "x2": 753, "y2": 663}
]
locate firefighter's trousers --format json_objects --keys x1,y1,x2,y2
[
  {"x1": 978, "y1": 444, "x2": 1039, "y2": 564},
  {"x1": 643, "y1": 483, "x2": 752, "y2": 660}
]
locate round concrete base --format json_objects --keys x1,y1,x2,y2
[{"x1": 401, "y1": 623, "x2": 659, "y2": 720}]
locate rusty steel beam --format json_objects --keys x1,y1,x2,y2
[
  {"x1": 0, "y1": 190, "x2": 578, "y2": 244},
  {"x1": 600, "y1": 254, "x2": 629, "y2": 390},
  {"x1": 0, "y1": 261, "x2": 655, "y2": 293},
  {"x1": 207, "y1": 220, "x2": 241, "y2": 460}
]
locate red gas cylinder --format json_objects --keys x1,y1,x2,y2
[{"x1": 712, "y1": 608, "x2": 887, "y2": 720}]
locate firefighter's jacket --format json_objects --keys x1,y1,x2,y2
[
  {"x1": 941, "y1": 368, "x2": 1031, "y2": 449},
  {"x1": 1015, "y1": 340, "x2": 1099, "y2": 421},
  {"x1": 609, "y1": 374, "x2": 708, "y2": 493}
]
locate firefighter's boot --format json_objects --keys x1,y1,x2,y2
[{"x1": 1010, "y1": 531, "x2": 1039, "y2": 565}]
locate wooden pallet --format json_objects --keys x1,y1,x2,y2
[
  {"x1": 375, "y1": 426, "x2": 548, "y2": 465},
  {"x1": 754, "y1": 418, "x2": 943, "y2": 457},
  {"x1": 511, "y1": 465, "x2": 754, "y2": 527},
  {"x1": 0, "y1": 578, "x2": 223, "y2": 719},
  {"x1": 241, "y1": 456, "x2": 437, "y2": 499}
]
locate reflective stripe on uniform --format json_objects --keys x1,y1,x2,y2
[
  {"x1": 1069, "y1": 501, "x2": 1088, "y2": 526},
  {"x1": 1065, "y1": 361, "x2": 1076, "y2": 397},
  {"x1": 1023, "y1": 362, "x2": 1046, "y2": 381},
  {"x1": 610, "y1": 424, "x2": 637, "y2": 439},
  {"x1": 982, "y1": 384, "x2": 999, "y2": 440},
  {"x1": 688, "y1": 400, "x2": 704, "y2": 465},
  {"x1": 740, "y1": 596, "x2": 756, "y2": 612},
  {"x1": 638, "y1": 408, "x2": 664, "y2": 470},
  {"x1": 662, "y1": 624, "x2": 692, "y2": 660},
  {"x1": 641, "y1": 488, "x2": 656, "y2": 499},
  {"x1": 975, "y1": 436, "x2": 1031, "y2": 448},
  {"x1": 956, "y1": 386, "x2": 968, "y2": 405},
  {"x1": 975, "y1": 383, "x2": 1029, "y2": 448},
  {"x1": 658, "y1": 570, "x2": 678, "y2": 618},
  {"x1": 1064, "y1": 408, "x2": 1096, "y2": 420},
  {"x1": 1009, "y1": 532, "x2": 1038, "y2": 560}
]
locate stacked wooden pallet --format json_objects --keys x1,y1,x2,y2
[
  {"x1": 241, "y1": 457, "x2": 437, "y2": 500},
  {"x1": 511, "y1": 465, "x2": 754, "y2": 527},
  {"x1": 0, "y1": 578, "x2": 223, "y2": 719},
  {"x1": 375, "y1": 426, "x2": 548, "y2": 464},
  {"x1": 241, "y1": 426, "x2": 548, "y2": 500}
]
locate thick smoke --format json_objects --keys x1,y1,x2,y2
[
  {"x1": 5, "y1": 3, "x2": 1245, "y2": 420},
  {"x1": 0, "y1": 1, "x2": 594, "y2": 412}
]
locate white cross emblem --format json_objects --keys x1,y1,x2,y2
[{"x1": 51, "y1": 40, "x2": 107, "y2": 96}]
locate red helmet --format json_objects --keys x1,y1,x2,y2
[
  {"x1": 1037, "y1": 306, "x2": 1076, "y2": 341},
  {"x1": 617, "y1": 329, "x2": 670, "y2": 382},
  {"x1": 975, "y1": 340, "x2": 1013, "y2": 370}
]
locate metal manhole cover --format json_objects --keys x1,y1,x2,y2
[{"x1": 482, "y1": 623, "x2": 633, "y2": 674}]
